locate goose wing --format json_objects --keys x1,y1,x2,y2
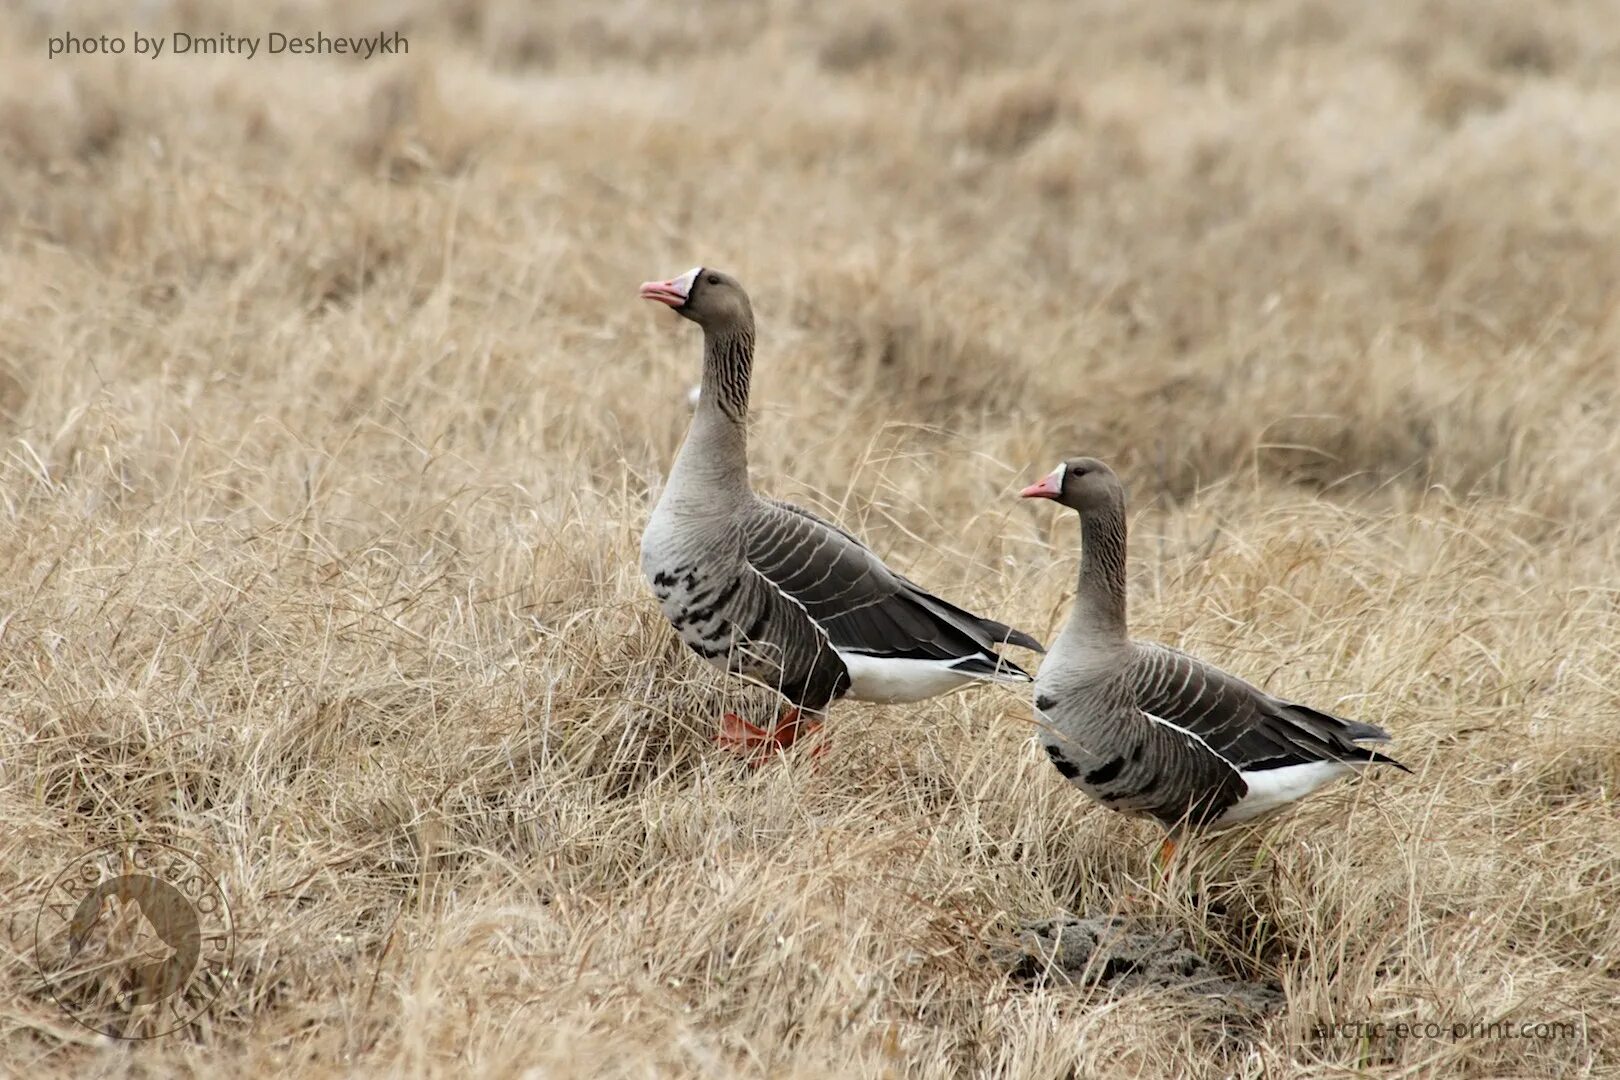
[
  {"x1": 1126, "y1": 643, "x2": 1407, "y2": 772},
  {"x1": 742, "y1": 497, "x2": 1042, "y2": 671}
]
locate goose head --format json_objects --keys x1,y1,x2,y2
[
  {"x1": 1019, "y1": 457, "x2": 1124, "y2": 513},
  {"x1": 639, "y1": 267, "x2": 753, "y2": 332}
]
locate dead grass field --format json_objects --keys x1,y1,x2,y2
[{"x1": 2, "y1": 0, "x2": 1618, "y2": 1076}]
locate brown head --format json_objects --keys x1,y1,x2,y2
[
  {"x1": 1018, "y1": 456, "x2": 1126, "y2": 515},
  {"x1": 1021, "y1": 456, "x2": 1131, "y2": 632},
  {"x1": 638, "y1": 267, "x2": 753, "y2": 334}
]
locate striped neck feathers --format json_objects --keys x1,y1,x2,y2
[
  {"x1": 1070, "y1": 497, "x2": 1129, "y2": 643},
  {"x1": 666, "y1": 325, "x2": 754, "y2": 502},
  {"x1": 701, "y1": 326, "x2": 754, "y2": 423}
]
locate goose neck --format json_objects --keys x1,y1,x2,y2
[
  {"x1": 666, "y1": 326, "x2": 754, "y2": 503},
  {"x1": 1064, "y1": 501, "x2": 1129, "y2": 645},
  {"x1": 701, "y1": 326, "x2": 753, "y2": 422}
]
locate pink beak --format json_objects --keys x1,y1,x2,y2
[
  {"x1": 1020, "y1": 475, "x2": 1062, "y2": 499},
  {"x1": 639, "y1": 279, "x2": 687, "y2": 307},
  {"x1": 639, "y1": 267, "x2": 700, "y2": 309}
]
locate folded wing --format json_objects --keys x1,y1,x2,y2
[
  {"x1": 744, "y1": 498, "x2": 1041, "y2": 675},
  {"x1": 1127, "y1": 643, "x2": 1408, "y2": 773}
]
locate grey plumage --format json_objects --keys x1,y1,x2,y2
[
  {"x1": 638, "y1": 267, "x2": 1043, "y2": 722},
  {"x1": 1022, "y1": 457, "x2": 1407, "y2": 836}
]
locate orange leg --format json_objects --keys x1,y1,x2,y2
[
  {"x1": 1155, "y1": 835, "x2": 1178, "y2": 877},
  {"x1": 717, "y1": 706, "x2": 825, "y2": 766}
]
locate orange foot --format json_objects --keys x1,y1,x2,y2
[{"x1": 717, "y1": 707, "x2": 826, "y2": 766}]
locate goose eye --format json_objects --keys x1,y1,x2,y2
[{"x1": 706, "y1": 275, "x2": 721, "y2": 286}]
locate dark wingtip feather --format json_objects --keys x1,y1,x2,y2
[
  {"x1": 1008, "y1": 629, "x2": 1047, "y2": 654},
  {"x1": 1332, "y1": 743, "x2": 1411, "y2": 773},
  {"x1": 1342, "y1": 720, "x2": 1394, "y2": 742},
  {"x1": 981, "y1": 620, "x2": 1045, "y2": 654},
  {"x1": 1315, "y1": 711, "x2": 1409, "y2": 771},
  {"x1": 1366, "y1": 748, "x2": 1413, "y2": 773},
  {"x1": 1283, "y1": 700, "x2": 1394, "y2": 744},
  {"x1": 893, "y1": 577, "x2": 1046, "y2": 654},
  {"x1": 949, "y1": 652, "x2": 1033, "y2": 681},
  {"x1": 1304, "y1": 707, "x2": 1411, "y2": 772}
]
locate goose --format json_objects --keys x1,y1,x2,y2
[
  {"x1": 1018, "y1": 456, "x2": 1408, "y2": 862},
  {"x1": 638, "y1": 267, "x2": 1044, "y2": 762}
]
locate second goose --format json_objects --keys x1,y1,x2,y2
[{"x1": 1019, "y1": 456, "x2": 1408, "y2": 862}]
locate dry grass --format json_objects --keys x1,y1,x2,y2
[{"x1": 1, "y1": 1, "x2": 1618, "y2": 1076}]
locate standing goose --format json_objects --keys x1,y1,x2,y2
[
  {"x1": 638, "y1": 267, "x2": 1043, "y2": 762},
  {"x1": 1019, "y1": 457, "x2": 1407, "y2": 861}
]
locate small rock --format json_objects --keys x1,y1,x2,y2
[{"x1": 997, "y1": 915, "x2": 1284, "y2": 1016}]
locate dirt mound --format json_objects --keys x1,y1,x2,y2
[{"x1": 999, "y1": 915, "x2": 1285, "y2": 1016}]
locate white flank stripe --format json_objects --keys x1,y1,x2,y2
[
  {"x1": 1215, "y1": 760, "x2": 1354, "y2": 826},
  {"x1": 1142, "y1": 710, "x2": 1240, "y2": 773},
  {"x1": 838, "y1": 651, "x2": 978, "y2": 704},
  {"x1": 745, "y1": 561, "x2": 833, "y2": 650}
]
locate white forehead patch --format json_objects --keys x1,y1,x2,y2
[
  {"x1": 1047, "y1": 462, "x2": 1067, "y2": 486},
  {"x1": 672, "y1": 266, "x2": 702, "y2": 299}
]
